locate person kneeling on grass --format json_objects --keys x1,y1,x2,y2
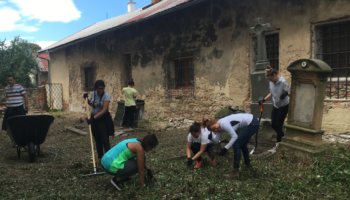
[
  {"x1": 101, "y1": 133, "x2": 158, "y2": 190},
  {"x1": 186, "y1": 122, "x2": 217, "y2": 169},
  {"x1": 203, "y1": 113, "x2": 259, "y2": 178}
]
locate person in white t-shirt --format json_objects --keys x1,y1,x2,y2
[
  {"x1": 203, "y1": 113, "x2": 260, "y2": 178},
  {"x1": 186, "y1": 122, "x2": 217, "y2": 169}
]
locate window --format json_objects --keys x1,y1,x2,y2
[
  {"x1": 266, "y1": 34, "x2": 279, "y2": 70},
  {"x1": 166, "y1": 56, "x2": 194, "y2": 97},
  {"x1": 252, "y1": 33, "x2": 279, "y2": 71},
  {"x1": 84, "y1": 67, "x2": 94, "y2": 90},
  {"x1": 315, "y1": 21, "x2": 350, "y2": 99},
  {"x1": 122, "y1": 53, "x2": 132, "y2": 87},
  {"x1": 316, "y1": 22, "x2": 350, "y2": 77}
]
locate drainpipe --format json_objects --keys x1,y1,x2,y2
[{"x1": 37, "y1": 52, "x2": 51, "y2": 109}]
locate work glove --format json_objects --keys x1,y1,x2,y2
[
  {"x1": 147, "y1": 169, "x2": 153, "y2": 179},
  {"x1": 186, "y1": 158, "x2": 193, "y2": 166},
  {"x1": 24, "y1": 107, "x2": 28, "y2": 114},
  {"x1": 219, "y1": 148, "x2": 228, "y2": 156},
  {"x1": 83, "y1": 93, "x2": 88, "y2": 100},
  {"x1": 86, "y1": 118, "x2": 92, "y2": 125},
  {"x1": 259, "y1": 99, "x2": 265, "y2": 105},
  {"x1": 280, "y1": 92, "x2": 288, "y2": 100},
  {"x1": 208, "y1": 132, "x2": 213, "y2": 140}
]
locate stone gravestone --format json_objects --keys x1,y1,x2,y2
[
  {"x1": 249, "y1": 17, "x2": 273, "y2": 119},
  {"x1": 277, "y1": 59, "x2": 332, "y2": 164}
]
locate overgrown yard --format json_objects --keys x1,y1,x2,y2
[{"x1": 0, "y1": 113, "x2": 350, "y2": 199}]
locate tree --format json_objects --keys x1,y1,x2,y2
[
  {"x1": 0, "y1": 36, "x2": 37, "y2": 88},
  {"x1": 28, "y1": 43, "x2": 41, "y2": 53}
]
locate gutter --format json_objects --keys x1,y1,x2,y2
[{"x1": 37, "y1": 0, "x2": 207, "y2": 55}]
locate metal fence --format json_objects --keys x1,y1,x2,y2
[{"x1": 44, "y1": 83, "x2": 63, "y2": 111}]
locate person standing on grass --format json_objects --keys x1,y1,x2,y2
[
  {"x1": 101, "y1": 133, "x2": 158, "y2": 190},
  {"x1": 186, "y1": 122, "x2": 217, "y2": 169},
  {"x1": 259, "y1": 65, "x2": 290, "y2": 153},
  {"x1": 120, "y1": 78, "x2": 137, "y2": 130},
  {"x1": 83, "y1": 80, "x2": 114, "y2": 164},
  {"x1": 203, "y1": 113, "x2": 260, "y2": 178},
  {"x1": 1, "y1": 75, "x2": 28, "y2": 148}
]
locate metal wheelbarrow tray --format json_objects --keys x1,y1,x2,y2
[{"x1": 7, "y1": 115, "x2": 54, "y2": 162}]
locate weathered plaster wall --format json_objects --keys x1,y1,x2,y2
[
  {"x1": 49, "y1": 0, "x2": 350, "y2": 134},
  {"x1": 50, "y1": 48, "x2": 69, "y2": 110}
]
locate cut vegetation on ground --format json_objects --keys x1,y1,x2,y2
[{"x1": 0, "y1": 113, "x2": 349, "y2": 199}]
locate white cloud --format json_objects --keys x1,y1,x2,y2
[
  {"x1": 4, "y1": 41, "x2": 11, "y2": 47},
  {"x1": 10, "y1": 0, "x2": 81, "y2": 23},
  {"x1": 0, "y1": 7, "x2": 22, "y2": 31},
  {"x1": 0, "y1": 7, "x2": 38, "y2": 32},
  {"x1": 35, "y1": 41, "x2": 57, "y2": 49},
  {"x1": 20, "y1": 36, "x2": 35, "y2": 40}
]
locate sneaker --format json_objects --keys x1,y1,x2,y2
[
  {"x1": 211, "y1": 159, "x2": 217, "y2": 166},
  {"x1": 223, "y1": 169, "x2": 239, "y2": 178},
  {"x1": 194, "y1": 160, "x2": 203, "y2": 169},
  {"x1": 268, "y1": 147, "x2": 277, "y2": 153},
  {"x1": 110, "y1": 178, "x2": 123, "y2": 190}
]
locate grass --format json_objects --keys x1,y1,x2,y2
[{"x1": 0, "y1": 114, "x2": 349, "y2": 199}]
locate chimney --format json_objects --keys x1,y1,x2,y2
[
  {"x1": 127, "y1": 0, "x2": 136, "y2": 13},
  {"x1": 151, "y1": 0, "x2": 161, "y2": 3}
]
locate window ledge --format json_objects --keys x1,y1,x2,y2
[
  {"x1": 324, "y1": 98, "x2": 350, "y2": 102},
  {"x1": 327, "y1": 77, "x2": 350, "y2": 82}
]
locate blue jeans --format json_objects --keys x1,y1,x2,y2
[{"x1": 233, "y1": 117, "x2": 260, "y2": 169}]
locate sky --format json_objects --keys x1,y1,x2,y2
[{"x1": 0, "y1": 0, "x2": 151, "y2": 49}]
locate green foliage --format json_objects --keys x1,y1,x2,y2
[{"x1": 0, "y1": 36, "x2": 37, "y2": 88}]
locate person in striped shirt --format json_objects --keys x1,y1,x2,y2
[{"x1": 1, "y1": 75, "x2": 28, "y2": 147}]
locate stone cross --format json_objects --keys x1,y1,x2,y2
[
  {"x1": 250, "y1": 17, "x2": 272, "y2": 119},
  {"x1": 249, "y1": 18, "x2": 271, "y2": 71}
]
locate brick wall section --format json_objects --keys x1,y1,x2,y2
[
  {"x1": 0, "y1": 86, "x2": 47, "y2": 115},
  {"x1": 326, "y1": 83, "x2": 350, "y2": 99}
]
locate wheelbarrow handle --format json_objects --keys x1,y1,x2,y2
[{"x1": 260, "y1": 102, "x2": 264, "y2": 112}]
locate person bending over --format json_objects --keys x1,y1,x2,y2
[
  {"x1": 101, "y1": 133, "x2": 158, "y2": 190},
  {"x1": 186, "y1": 122, "x2": 217, "y2": 169},
  {"x1": 203, "y1": 113, "x2": 259, "y2": 178}
]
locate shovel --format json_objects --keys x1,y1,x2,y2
[
  {"x1": 249, "y1": 100, "x2": 264, "y2": 155},
  {"x1": 82, "y1": 98, "x2": 105, "y2": 177}
]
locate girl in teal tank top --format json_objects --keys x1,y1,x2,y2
[{"x1": 101, "y1": 134, "x2": 158, "y2": 191}]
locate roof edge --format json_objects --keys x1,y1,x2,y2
[{"x1": 39, "y1": 0, "x2": 206, "y2": 54}]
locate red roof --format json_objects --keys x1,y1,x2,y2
[{"x1": 32, "y1": 53, "x2": 49, "y2": 72}]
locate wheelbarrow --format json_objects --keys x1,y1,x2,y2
[{"x1": 6, "y1": 115, "x2": 54, "y2": 162}]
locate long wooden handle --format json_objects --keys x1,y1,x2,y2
[{"x1": 86, "y1": 98, "x2": 96, "y2": 169}]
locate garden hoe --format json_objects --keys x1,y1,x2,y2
[
  {"x1": 249, "y1": 99, "x2": 264, "y2": 155},
  {"x1": 82, "y1": 98, "x2": 105, "y2": 177}
]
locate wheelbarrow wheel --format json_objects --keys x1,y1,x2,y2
[{"x1": 28, "y1": 142, "x2": 36, "y2": 162}]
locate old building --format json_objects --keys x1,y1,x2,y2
[{"x1": 39, "y1": 0, "x2": 350, "y2": 134}]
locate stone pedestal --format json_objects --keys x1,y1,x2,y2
[
  {"x1": 113, "y1": 100, "x2": 147, "y2": 128},
  {"x1": 277, "y1": 59, "x2": 332, "y2": 164},
  {"x1": 249, "y1": 17, "x2": 273, "y2": 119}
]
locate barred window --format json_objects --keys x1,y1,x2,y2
[
  {"x1": 84, "y1": 68, "x2": 94, "y2": 90},
  {"x1": 266, "y1": 34, "x2": 279, "y2": 71},
  {"x1": 81, "y1": 61, "x2": 96, "y2": 91},
  {"x1": 252, "y1": 33, "x2": 279, "y2": 71},
  {"x1": 166, "y1": 56, "x2": 194, "y2": 97},
  {"x1": 315, "y1": 21, "x2": 350, "y2": 99}
]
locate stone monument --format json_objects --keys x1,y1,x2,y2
[
  {"x1": 277, "y1": 59, "x2": 332, "y2": 164},
  {"x1": 249, "y1": 17, "x2": 273, "y2": 119}
]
